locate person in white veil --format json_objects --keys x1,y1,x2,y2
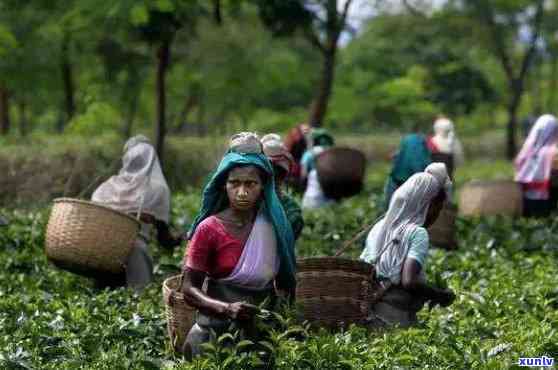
[
  {"x1": 427, "y1": 116, "x2": 465, "y2": 178},
  {"x1": 515, "y1": 114, "x2": 558, "y2": 217},
  {"x1": 92, "y1": 135, "x2": 182, "y2": 291},
  {"x1": 361, "y1": 163, "x2": 455, "y2": 328}
]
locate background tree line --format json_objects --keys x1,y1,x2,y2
[{"x1": 1, "y1": 0, "x2": 558, "y2": 159}]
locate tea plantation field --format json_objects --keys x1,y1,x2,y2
[{"x1": 1, "y1": 160, "x2": 557, "y2": 369}]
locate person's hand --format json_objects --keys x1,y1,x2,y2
[
  {"x1": 225, "y1": 302, "x2": 260, "y2": 320},
  {"x1": 435, "y1": 289, "x2": 456, "y2": 307}
]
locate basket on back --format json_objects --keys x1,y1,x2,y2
[
  {"x1": 45, "y1": 198, "x2": 139, "y2": 277},
  {"x1": 459, "y1": 180, "x2": 522, "y2": 217},
  {"x1": 296, "y1": 257, "x2": 374, "y2": 328},
  {"x1": 427, "y1": 202, "x2": 457, "y2": 250},
  {"x1": 163, "y1": 275, "x2": 196, "y2": 352},
  {"x1": 315, "y1": 148, "x2": 367, "y2": 200}
]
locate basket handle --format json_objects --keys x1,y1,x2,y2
[
  {"x1": 334, "y1": 213, "x2": 384, "y2": 257},
  {"x1": 65, "y1": 154, "x2": 123, "y2": 199}
]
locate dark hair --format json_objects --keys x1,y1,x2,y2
[{"x1": 272, "y1": 164, "x2": 288, "y2": 180}]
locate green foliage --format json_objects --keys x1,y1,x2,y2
[
  {"x1": 66, "y1": 102, "x2": 122, "y2": 135},
  {"x1": 1, "y1": 161, "x2": 557, "y2": 369}
]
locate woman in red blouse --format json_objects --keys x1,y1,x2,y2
[{"x1": 180, "y1": 133, "x2": 296, "y2": 358}]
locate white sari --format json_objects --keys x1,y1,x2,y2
[{"x1": 219, "y1": 210, "x2": 279, "y2": 291}]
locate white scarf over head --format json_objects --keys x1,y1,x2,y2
[
  {"x1": 432, "y1": 117, "x2": 465, "y2": 165},
  {"x1": 514, "y1": 114, "x2": 558, "y2": 200},
  {"x1": 92, "y1": 135, "x2": 171, "y2": 223},
  {"x1": 372, "y1": 167, "x2": 449, "y2": 284}
]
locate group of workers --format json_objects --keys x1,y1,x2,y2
[{"x1": 78, "y1": 112, "x2": 558, "y2": 358}]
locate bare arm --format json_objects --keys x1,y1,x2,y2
[
  {"x1": 400, "y1": 258, "x2": 454, "y2": 307},
  {"x1": 180, "y1": 267, "x2": 259, "y2": 320},
  {"x1": 154, "y1": 220, "x2": 183, "y2": 249}
]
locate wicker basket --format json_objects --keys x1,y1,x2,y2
[
  {"x1": 296, "y1": 257, "x2": 374, "y2": 328},
  {"x1": 459, "y1": 180, "x2": 523, "y2": 217},
  {"x1": 163, "y1": 275, "x2": 196, "y2": 352},
  {"x1": 427, "y1": 202, "x2": 457, "y2": 250},
  {"x1": 315, "y1": 148, "x2": 366, "y2": 200},
  {"x1": 45, "y1": 198, "x2": 140, "y2": 277}
]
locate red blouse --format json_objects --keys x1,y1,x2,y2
[
  {"x1": 426, "y1": 136, "x2": 439, "y2": 153},
  {"x1": 184, "y1": 216, "x2": 248, "y2": 279}
]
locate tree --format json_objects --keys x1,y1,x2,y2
[
  {"x1": 257, "y1": 0, "x2": 354, "y2": 127},
  {"x1": 337, "y1": 10, "x2": 495, "y2": 126},
  {"x1": 461, "y1": 0, "x2": 545, "y2": 158}
]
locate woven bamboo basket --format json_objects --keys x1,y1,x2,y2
[
  {"x1": 427, "y1": 202, "x2": 458, "y2": 250},
  {"x1": 163, "y1": 275, "x2": 196, "y2": 352},
  {"x1": 45, "y1": 198, "x2": 140, "y2": 277},
  {"x1": 296, "y1": 257, "x2": 374, "y2": 328},
  {"x1": 459, "y1": 180, "x2": 522, "y2": 217},
  {"x1": 315, "y1": 147, "x2": 367, "y2": 200}
]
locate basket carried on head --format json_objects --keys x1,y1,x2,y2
[
  {"x1": 296, "y1": 257, "x2": 374, "y2": 329},
  {"x1": 315, "y1": 147, "x2": 367, "y2": 200},
  {"x1": 427, "y1": 202, "x2": 458, "y2": 250},
  {"x1": 163, "y1": 275, "x2": 196, "y2": 352},
  {"x1": 459, "y1": 180, "x2": 522, "y2": 217},
  {"x1": 45, "y1": 198, "x2": 140, "y2": 277}
]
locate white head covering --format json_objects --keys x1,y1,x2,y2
[
  {"x1": 425, "y1": 162, "x2": 452, "y2": 197},
  {"x1": 91, "y1": 135, "x2": 171, "y2": 223},
  {"x1": 372, "y1": 167, "x2": 449, "y2": 284},
  {"x1": 261, "y1": 133, "x2": 294, "y2": 173},
  {"x1": 432, "y1": 117, "x2": 465, "y2": 165},
  {"x1": 515, "y1": 114, "x2": 558, "y2": 199}
]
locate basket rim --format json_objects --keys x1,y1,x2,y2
[
  {"x1": 163, "y1": 274, "x2": 185, "y2": 297},
  {"x1": 297, "y1": 256, "x2": 373, "y2": 266},
  {"x1": 53, "y1": 197, "x2": 141, "y2": 227}
]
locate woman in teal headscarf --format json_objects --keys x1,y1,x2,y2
[
  {"x1": 384, "y1": 134, "x2": 432, "y2": 208},
  {"x1": 180, "y1": 133, "x2": 296, "y2": 357}
]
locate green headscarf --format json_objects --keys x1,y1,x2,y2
[
  {"x1": 390, "y1": 134, "x2": 432, "y2": 184},
  {"x1": 311, "y1": 128, "x2": 335, "y2": 147},
  {"x1": 189, "y1": 151, "x2": 296, "y2": 289}
]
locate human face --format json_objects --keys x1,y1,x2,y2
[
  {"x1": 424, "y1": 192, "x2": 445, "y2": 228},
  {"x1": 225, "y1": 166, "x2": 264, "y2": 212}
]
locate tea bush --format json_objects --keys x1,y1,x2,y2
[{"x1": 1, "y1": 162, "x2": 557, "y2": 369}]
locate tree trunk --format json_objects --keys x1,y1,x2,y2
[
  {"x1": 155, "y1": 39, "x2": 172, "y2": 162},
  {"x1": 19, "y1": 100, "x2": 27, "y2": 137},
  {"x1": 506, "y1": 79, "x2": 523, "y2": 159},
  {"x1": 59, "y1": 33, "x2": 75, "y2": 132},
  {"x1": 308, "y1": 48, "x2": 336, "y2": 128},
  {"x1": 0, "y1": 86, "x2": 10, "y2": 135}
]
